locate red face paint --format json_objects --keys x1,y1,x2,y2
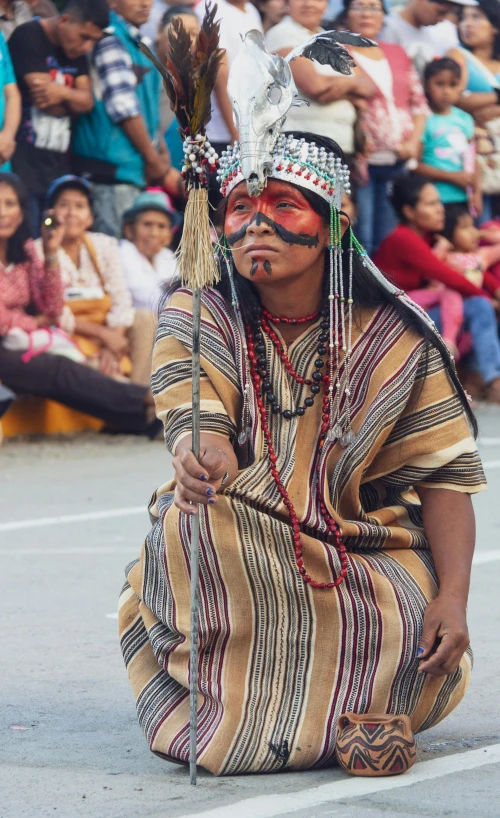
[{"x1": 225, "y1": 179, "x2": 323, "y2": 247}]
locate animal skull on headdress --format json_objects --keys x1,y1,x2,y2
[{"x1": 226, "y1": 29, "x2": 375, "y2": 196}]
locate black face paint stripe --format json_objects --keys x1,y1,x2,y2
[
  {"x1": 250, "y1": 258, "x2": 258, "y2": 277},
  {"x1": 263, "y1": 260, "x2": 272, "y2": 275},
  {"x1": 226, "y1": 222, "x2": 249, "y2": 246},
  {"x1": 226, "y1": 212, "x2": 319, "y2": 248}
]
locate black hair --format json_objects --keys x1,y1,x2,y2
[
  {"x1": 442, "y1": 202, "x2": 472, "y2": 243},
  {"x1": 342, "y1": 0, "x2": 388, "y2": 16},
  {"x1": 458, "y1": 0, "x2": 500, "y2": 61},
  {"x1": 0, "y1": 172, "x2": 32, "y2": 265},
  {"x1": 423, "y1": 57, "x2": 462, "y2": 86},
  {"x1": 389, "y1": 173, "x2": 433, "y2": 224},
  {"x1": 160, "y1": 4, "x2": 199, "y2": 28},
  {"x1": 62, "y1": 0, "x2": 110, "y2": 30},
  {"x1": 163, "y1": 132, "x2": 477, "y2": 434}
]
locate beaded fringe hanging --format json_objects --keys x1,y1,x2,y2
[
  {"x1": 327, "y1": 206, "x2": 355, "y2": 448},
  {"x1": 215, "y1": 234, "x2": 252, "y2": 443}
]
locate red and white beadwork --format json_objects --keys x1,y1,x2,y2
[{"x1": 217, "y1": 134, "x2": 350, "y2": 208}]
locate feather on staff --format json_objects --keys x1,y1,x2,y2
[{"x1": 140, "y1": 4, "x2": 224, "y2": 786}]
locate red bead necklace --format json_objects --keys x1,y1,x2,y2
[
  {"x1": 262, "y1": 306, "x2": 320, "y2": 325},
  {"x1": 246, "y1": 320, "x2": 348, "y2": 590},
  {"x1": 260, "y1": 312, "x2": 313, "y2": 385}
]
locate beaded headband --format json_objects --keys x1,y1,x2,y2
[{"x1": 217, "y1": 134, "x2": 351, "y2": 208}]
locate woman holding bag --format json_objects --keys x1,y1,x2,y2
[
  {"x1": 343, "y1": 0, "x2": 429, "y2": 255},
  {"x1": 448, "y1": 0, "x2": 500, "y2": 220},
  {"x1": 35, "y1": 176, "x2": 156, "y2": 387},
  {"x1": 0, "y1": 172, "x2": 160, "y2": 436}
]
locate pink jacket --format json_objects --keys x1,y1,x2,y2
[{"x1": 0, "y1": 240, "x2": 64, "y2": 336}]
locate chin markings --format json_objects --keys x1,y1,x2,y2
[
  {"x1": 263, "y1": 260, "x2": 272, "y2": 275},
  {"x1": 250, "y1": 258, "x2": 258, "y2": 277}
]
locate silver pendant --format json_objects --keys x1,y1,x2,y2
[
  {"x1": 326, "y1": 428, "x2": 337, "y2": 442},
  {"x1": 238, "y1": 426, "x2": 251, "y2": 445},
  {"x1": 340, "y1": 429, "x2": 355, "y2": 448}
]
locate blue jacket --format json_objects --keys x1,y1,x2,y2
[{"x1": 73, "y1": 12, "x2": 160, "y2": 188}]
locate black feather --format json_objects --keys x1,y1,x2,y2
[
  {"x1": 288, "y1": 29, "x2": 376, "y2": 75},
  {"x1": 301, "y1": 42, "x2": 356, "y2": 74},
  {"x1": 323, "y1": 30, "x2": 377, "y2": 48}
]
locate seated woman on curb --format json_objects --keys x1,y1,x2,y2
[
  {"x1": 374, "y1": 175, "x2": 500, "y2": 403},
  {"x1": 120, "y1": 189, "x2": 179, "y2": 312},
  {"x1": 119, "y1": 132, "x2": 485, "y2": 776},
  {"x1": 34, "y1": 175, "x2": 155, "y2": 387},
  {"x1": 0, "y1": 172, "x2": 159, "y2": 436}
]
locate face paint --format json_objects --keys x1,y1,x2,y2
[
  {"x1": 263, "y1": 260, "x2": 272, "y2": 275},
  {"x1": 226, "y1": 212, "x2": 319, "y2": 248},
  {"x1": 250, "y1": 259, "x2": 258, "y2": 276},
  {"x1": 225, "y1": 180, "x2": 323, "y2": 250}
]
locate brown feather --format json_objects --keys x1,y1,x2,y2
[
  {"x1": 138, "y1": 40, "x2": 176, "y2": 105},
  {"x1": 139, "y1": 3, "x2": 224, "y2": 139}
]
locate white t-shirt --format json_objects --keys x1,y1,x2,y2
[
  {"x1": 141, "y1": 0, "x2": 168, "y2": 44},
  {"x1": 119, "y1": 239, "x2": 178, "y2": 311},
  {"x1": 424, "y1": 20, "x2": 459, "y2": 56},
  {"x1": 380, "y1": 12, "x2": 444, "y2": 77},
  {"x1": 265, "y1": 16, "x2": 356, "y2": 153},
  {"x1": 195, "y1": 0, "x2": 263, "y2": 144}
]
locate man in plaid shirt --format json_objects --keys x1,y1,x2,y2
[{"x1": 73, "y1": 0, "x2": 181, "y2": 237}]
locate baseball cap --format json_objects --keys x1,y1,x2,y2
[{"x1": 46, "y1": 175, "x2": 94, "y2": 208}]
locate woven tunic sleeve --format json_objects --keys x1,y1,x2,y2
[
  {"x1": 364, "y1": 344, "x2": 486, "y2": 495},
  {"x1": 151, "y1": 289, "x2": 241, "y2": 454}
]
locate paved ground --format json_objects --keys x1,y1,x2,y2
[{"x1": 1, "y1": 406, "x2": 500, "y2": 818}]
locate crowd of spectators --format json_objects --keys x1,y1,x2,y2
[{"x1": 2, "y1": 0, "x2": 500, "y2": 438}]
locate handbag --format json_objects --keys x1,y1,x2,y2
[
  {"x1": 336, "y1": 712, "x2": 417, "y2": 777},
  {"x1": 64, "y1": 235, "x2": 131, "y2": 377}
]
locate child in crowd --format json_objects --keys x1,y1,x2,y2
[
  {"x1": 120, "y1": 190, "x2": 180, "y2": 312},
  {"x1": 417, "y1": 58, "x2": 480, "y2": 215},
  {"x1": 441, "y1": 204, "x2": 500, "y2": 295},
  {"x1": 407, "y1": 277, "x2": 464, "y2": 359}
]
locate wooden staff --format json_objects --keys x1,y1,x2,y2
[
  {"x1": 139, "y1": 5, "x2": 224, "y2": 785},
  {"x1": 189, "y1": 288, "x2": 201, "y2": 785}
]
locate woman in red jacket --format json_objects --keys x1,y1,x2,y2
[{"x1": 374, "y1": 175, "x2": 500, "y2": 402}]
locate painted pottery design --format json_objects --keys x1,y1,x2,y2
[{"x1": 336, "y1": 713, "x2": 417, "y2": 777}]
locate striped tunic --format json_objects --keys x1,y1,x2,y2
[{"x1": 119, "y1": 288, "x2": 486, "y2": 775}]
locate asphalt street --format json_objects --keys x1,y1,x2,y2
[{"x1": 1, "y1": 406, "x2": 500, "y2": 818}]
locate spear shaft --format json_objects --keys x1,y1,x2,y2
[{"x1": 189, "y1": 287, "x2": 202, "y2": 786}]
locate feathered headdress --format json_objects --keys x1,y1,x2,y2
[{"x1": 140, "y1": 3, "x2": 224, "y2": 288}]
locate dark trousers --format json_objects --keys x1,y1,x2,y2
[
  {"x1": 26, "y1": 192, "x2": 46, "y2": 239},
  {"x1": 0, "y1": 349, "x2": 150, "y2": 434}
]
